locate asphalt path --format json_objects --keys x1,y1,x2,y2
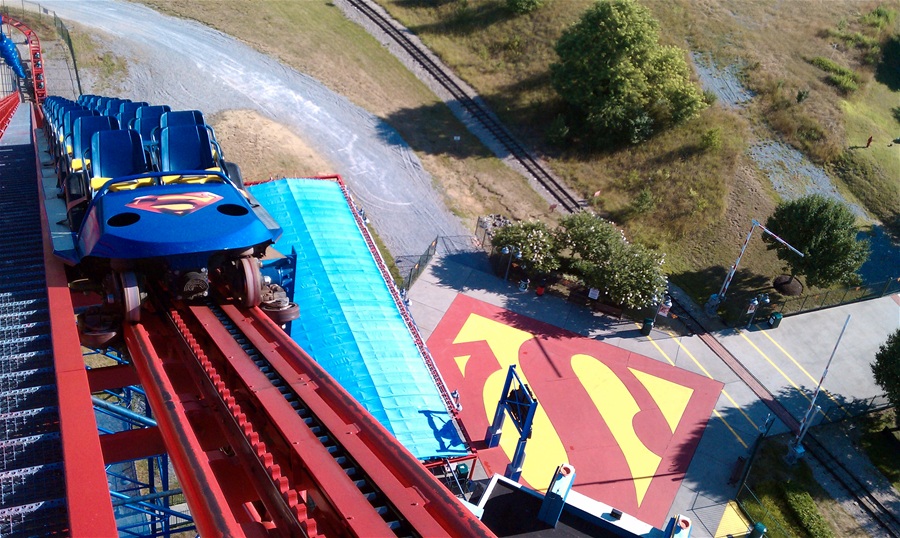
[{"x1": 37, "y1": 0, "x2": 471, "y2": 259}]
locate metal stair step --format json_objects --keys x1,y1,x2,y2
[
  {"x1": 0, "y1": 432, "x2": 62, "y2": 472},
  {"x1": 0, "y1": 497, "x2": 68, "y2": 537},
  {"x1": 0, "y1": 463, "x2": 65, "y2": 506},
  {"x1": 0, "y1": 407, "x2": 59, "y2": 439},
  {"x1": 0, "y1": 334, "x2": 52, "y2": 358},
  {"x1": 0, "y1": 368, "x2": 56, "y2": 393},
  {"x1": 0, "y1": 350, "x2": 53, "y2": 375},
  {"x1": 0, "y1": 386, "x2": 58, "y2": 416}
]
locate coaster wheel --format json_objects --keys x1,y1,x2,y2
[
  {"x1": 261, "y1": 302, "x2": 300, "y2": 325},
  {"x1": 238, "y1": 257, "x2": 262, "y2": 308}
]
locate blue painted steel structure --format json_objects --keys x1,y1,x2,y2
[
  {"x1": 485, "y1": 365, "x2": 538, "y2": 483},
  {"x1": 0, "y1": 17, "x2": 26, "y2": 78}
]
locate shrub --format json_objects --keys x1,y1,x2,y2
[
  {"x1": 630, "y1": 188, "x2": 655, "y2": 214},
  {"x1": 825, "y1": 73, "x2": 859, "y2": 94},
  {"x1": 550, "y1": 0, "x2": 706, "y2": 145},
  {"x1": 506, "y1": 0, "x2": 543, "y2": 15},
  {"x1": 546, "y1": 114, "x2": 569, "y2": 146},
  {"x1": 700, "y1": 128, "x2": 722, "y2": 151},
  {"x1": 862, "y1": 5, "x2": 897, "y2": 29},
  {"x1": 782, "y1": 482, "x2": 835, "y2": 538},
  {"x1": 810, "y1": 57, "x2": 860, "y2": 82}
]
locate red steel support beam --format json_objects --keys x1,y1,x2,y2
[
  {"x1": 34, "y1": 106, "x2": 118, "y2": 537},
  {"x1": 99, "y1": 427, "x2": 166, "y2": 465},
  {"x1": 223, "y1": 305, "x2": 495, "y2": 537},
  {"x1": 123, "y1": 321, "x2": 268, "y2": 538}
]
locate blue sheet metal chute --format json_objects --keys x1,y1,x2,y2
[
  {"x1": 0, "y1": 20, "x2": 26, "y2": 78},
  {"x1": 485, "y1": 365, "x2": 539, "y2": 482}
]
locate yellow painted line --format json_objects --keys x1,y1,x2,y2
[
  {"x1": 641, "y1": 325, "x2": 675, "y2": 366},
  {"x1": 739, "y1": 331, "x2": 806, "y2": 395},
  {"x1": 758, "y1": 330, "x2": 851, "y2": 418},
  {"x1": 713, "y1": 409, "x2": 747, "y2": 449},
  {"x1": 715, "y1": 500, "x2": 751, "y2": 537},
  {"x1": 666, "y1": 331, "x2": 758, "y2": 431},
  {"x1": 644, "y1": 328, "x2": 749, "y2": 446}
]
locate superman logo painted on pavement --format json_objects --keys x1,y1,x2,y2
[
  {"x1": 126, "y1": 192, "x2": 223, "y2": 216},
  {"x1": 427, "y1": 294, "x2": 723, "y2": 525}
]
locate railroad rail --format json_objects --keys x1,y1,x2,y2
[
  {"x1": 122, "y1": 283, "x2": 493, "y2": 536},
  {"x1": 668, "y1": 299, "x2": 900, "y2": 537},
  {"x1": 805, "y1": 433, "x2": 900, "y2": 537},
  {"x1": 346, "y1": 0, "x2": 584, "y2": 213}
]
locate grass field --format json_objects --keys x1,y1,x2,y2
[{"x1": 138, "y1": 0, "x2": 898, "y2": 310}]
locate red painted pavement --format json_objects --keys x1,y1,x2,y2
[{"x1": 427, "y1": 294, "x2": 723, "y2": 525}]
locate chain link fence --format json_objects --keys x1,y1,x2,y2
[
  {"x1": 775, "y1": 276, "x2": 900, "y2": 317},
  {"x1": 735, "y1": 483, "x2": 792, "y2": 538},
  {"x1": 51, "y1": 10, "x2": 80, "y2": 95},
  {"x1": 401, "y1": 237, "x2": 438, "y2": 292}
]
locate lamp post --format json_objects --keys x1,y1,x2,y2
[
  {"x1": 501, "y1": 246, "x2": 521, "y2": 281},
  {"x1": 746, "y1": 293, "x2": 769, "y2": 329}
]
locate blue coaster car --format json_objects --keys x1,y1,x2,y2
[{"x1": 53, "y1": 101, "x2": 295, "y2": 328}]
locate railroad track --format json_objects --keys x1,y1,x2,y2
[
  {"x1": 669, "y1": 300, "x2": 900, "y2": 536},
  {"x1": 805, "y1": 433, "x2": 900, "y2": 537},
  {"x1": 346, "y1": 0, "x2": 584, "y2": 213}
]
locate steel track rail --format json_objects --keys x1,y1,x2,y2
[
  {"x1": 346, "y1": 0, "x2": 583, "y2": 213},
  {"x1": 668, "y1": 300, "x2": 900, "y2": 537},
  {"x1": 126, "y1": 293, "x2": 493, "y2": 537},
  {"x1": 805, "y1": 433, "x2": 900, "y2": 537}
]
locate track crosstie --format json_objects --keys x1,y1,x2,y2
[
  {"x1": 346, "y1": 0, "x2": 583, "y2": 213},
  {"x1": 805, "y1": 433, "x2": 900, "y2": 537}
]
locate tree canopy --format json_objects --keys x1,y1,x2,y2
[
  {"x1": 764, "y1": 195, "x2": 869, "y2": 288},
  {"x1": 872, "y1": 328, "x2": 900, "y2": 410},
  {"x1": 557, "y1": 213, "x2": 667, "y2": 308},
  {"x1": 549, "y1": 0, "x2": 706, "y2": 145}
]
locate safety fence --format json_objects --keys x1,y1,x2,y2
[
  {"x1": 51, "y1": 11, "x2": 81, "y2": 95},
  {"x1": 776, "y1": 276, "x2": 900, "y2": 317},
  {"x1": 735, "y1": 484, "x2": 792, "y2": 538},
  {"x1": 403, "y1": 237, "x2": 438, "y2": 292}
]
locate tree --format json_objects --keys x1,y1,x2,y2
[
  {"x1": 556, "y1": 213, "x2": 666, "y2": 308},
  {"x1": 549, "y1": 0, "x2": 706, "y2": 145},
  {"x1": 872, "y1": 328, "x2": 900, "y2": 410},
  {"x1": 491, "y1": 220, "x2": 559, "y2": 276},
  {"x1": 764, "y1": 195, "x2": 869, "y2": 288}
]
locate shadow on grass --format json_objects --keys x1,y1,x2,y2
[
  {"x1": 399, "y1": 0, "x2": 515, "y2": 37},
  {"x1": 376, "y1": 101, "x2": 497, "y2": 160}
]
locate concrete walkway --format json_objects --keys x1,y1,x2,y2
[{"x1": 407, "y1": 251, "x2": 899, "y2": 536}]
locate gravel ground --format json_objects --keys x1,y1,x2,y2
[
  {"x1": 691, "y1": 55, "x2": 899, "y2": 283},
  {"x1": 809, "y1": 422, "x2": 900, "y2": 536},
  {"x1": 35, "y1": 0, "x2": 472, "y2": 260}
]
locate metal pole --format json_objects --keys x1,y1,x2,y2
[
  {"x1": 757, "y1": 222, "x2": 805, "y2": 257},
  {"x1": 790, "y1": 315, "x2": 851, "y2": 455},
  {"x1": 716, "y1": 221, "x2": 758, "y2": 301}
]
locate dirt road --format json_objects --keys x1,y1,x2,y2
[{"x1": 37, "y1": 0, "x2": 471, "y2": 259}]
